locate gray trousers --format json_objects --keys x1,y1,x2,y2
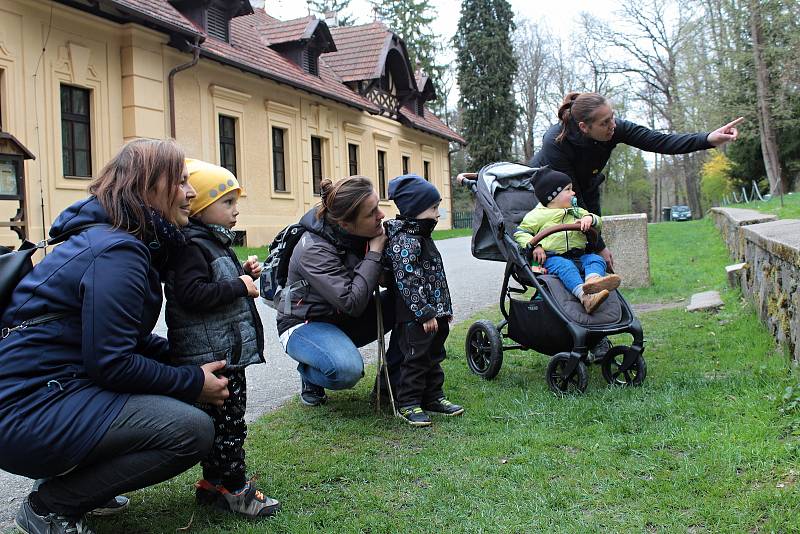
[{"x1": 36, "y1": 395, "x2": 214, "y2": 516}]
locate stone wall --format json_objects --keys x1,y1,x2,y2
[
  {"x1": 712, "y1": 207, "x2": 799, "y2": 361},
  {"x1": 601, "y1": 213, "x2": 650, "y2": 288},
  {"x1": 710, "y1": 207, "x2": 777, "y2": 261}
]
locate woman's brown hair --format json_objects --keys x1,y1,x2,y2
[
  {"x1": 89, "y1": 138, "x2": 186, "y2": 238},
  {"x1": 316, "y1": 175, "x2": 375, "y2": 224},
  {"x1": 555, "y1": 92, "x2": 608, "y2": 143}
]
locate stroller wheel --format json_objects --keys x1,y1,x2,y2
[
  {"x1": 601, "y1": 346, "x2": 647, "y2": 386},
  {"x1": 465, "y1": 320, "x2": 503, "y2": 380},
  {"x1": 546, "y1": 353, "x2": 588, "y2": 394}
]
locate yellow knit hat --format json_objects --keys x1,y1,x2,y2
[{"x1": 185, "y1": 158, "x2": 243, "y2": 216}]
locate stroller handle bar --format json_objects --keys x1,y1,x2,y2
[
  {"x1": 455, "y1": 173, "x2": 478, "y2": 193},
  {"x1": 526, "y1": 223, "x2": 599, "y2": 249}
]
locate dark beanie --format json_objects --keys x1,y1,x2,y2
[
  {"x1": 533, "y1": 168, "x2": 572, "y2": 205},
  {"x1": 388, "y1": 174, "x2": 441, "y2": 218}
]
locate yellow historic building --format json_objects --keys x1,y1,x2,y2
[{"x1": 0, "y1": 0, "x2": 463, "y2": 247}]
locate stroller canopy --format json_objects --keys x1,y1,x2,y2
[{"x1": 471, "y1": 162, "x2": 541, "y2": 262}]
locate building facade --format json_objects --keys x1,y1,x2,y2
[{"x1": 0, "y1": 0, "x2": 463, "y2": 247}]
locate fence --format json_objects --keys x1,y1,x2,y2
[
  {"x1": 721, "y1": 180, "x2": 768, "y2": 205},
  {"x1": 452, "y1": 210, "x2": 473, "y2": 229}
]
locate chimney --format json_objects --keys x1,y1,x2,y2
[
  {"x1": 250, "y1": 0, "x2": 265, "y2": 8},
  {"x1": 324, "y1": 10, "x2": 338, "y2": 27}
]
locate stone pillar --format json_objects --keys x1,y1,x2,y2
[
  {"x1": 120, "y1": 27, "x2": 167, "y2": 141},
  {"x1": 601, "y1": 213, "x2": 650, "y2": 288}
]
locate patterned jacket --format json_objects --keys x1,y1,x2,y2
[{"x1": 384, "y1": 217, "x2": 452, "y2": 323}]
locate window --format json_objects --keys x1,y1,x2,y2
[
  {"x1": 60, "y1": 84, "x2": 92, "y2": 177},
  {"x1": 272, "y1": 127, "x2": 286, "y2": 192},
  {"x1": 219, "y1": 115, "x2": 237, "y2": 176},
  {"x1": 423, "y1": 160, "x2": 431, "y2": 181},
  {"x1": 402, "y1": 155, "x2": 410, "y2": 175},
  {"x1": 207, "y1": 6, "x2": 230, "y2": 42},
  {"x1": 377, "y1": 150, "x2": 387, "y2": 199},
  {"x1": 311, "y1": 136, "x2": 323, "y2": 195},
  {"x1": 347, "y1": 143, "x2": 359, "y2": 176}
]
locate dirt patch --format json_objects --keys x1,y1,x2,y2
[{"x1": 632, "y1": 301, "x2": 685, "y2": 314}]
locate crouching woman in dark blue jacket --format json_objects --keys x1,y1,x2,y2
[{"x1": 0, "y1": 139, "x2": 229, "y2": 534}]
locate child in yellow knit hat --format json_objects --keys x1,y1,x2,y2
[{"x1": 164, "y1": 159, "x2": 280, "y2": 518}]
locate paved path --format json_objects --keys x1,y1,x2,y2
[{"x1": 0, "y1": 236, "x2": 505, "y2": 531}]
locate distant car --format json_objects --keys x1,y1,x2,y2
[{"x1": 670, "y1": 205, "x2": 692, "y2": 221}]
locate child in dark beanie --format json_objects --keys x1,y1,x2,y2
[
  {"x1": 383, "y1": 174, "x2": 464, "y2": 427},
  {"x1": 514, "y1": 168, "x2": 621, "y2": 314}
]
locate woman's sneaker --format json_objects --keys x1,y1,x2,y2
[
  {"x1": 300, "y1": 378, "x2": 327, "y2": 406},
  {"x1": 423, "y1": 397, "x2": 465, "y2": 416},
  {"x1": 398, "y1": 406, "x2": 432, "y2": 426},
  {"x1": 15, "y1": 497, "x2": 95, "y2": 534},
  {"x1": 195, "y1": 480, "x2": 280, "y2": 518}
]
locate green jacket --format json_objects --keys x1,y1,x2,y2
[{"x1": 513, "y1": 203, "x2": 601, "y2": 254}]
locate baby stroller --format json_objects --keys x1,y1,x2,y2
[{"x1": 459, "y1": 162, "x2": 646, "y2": 394}]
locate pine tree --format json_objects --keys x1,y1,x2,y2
[
  {"x1": 454, "y1": 0, "x2": 518, "y2": 169},
  {"x1": 306, "y1": 0, "x2": 355, "y2": 27},
  {"x1": 372, "y1": 0, "x2": 446, "y2": 114}
]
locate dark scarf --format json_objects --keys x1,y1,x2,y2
[
  {"x1": 396, "y1": 216, "x2": 438, "y2": 237},
  {"x1": 206, "y1": 223, "x2": 236, "y2": 246},
  {"x1": 329, "y1": 222, "x2": 369, "y2": 256},
  {"x1": 136, "y1": 206, "x2": 186, "y2": 272}
]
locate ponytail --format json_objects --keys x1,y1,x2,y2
[
  {"x1": 555, "y1": 92, "x2": 609, "y2": 143},
  {"x1": 316, "y1": 175, "x2": 375, "y2": 225}
]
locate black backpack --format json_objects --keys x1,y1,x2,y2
[{"x1": 259, "y1": 223, "x2": 308, "y2": 311}]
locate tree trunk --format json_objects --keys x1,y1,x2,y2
[{"x1": 750, "y1": 0, "x2": 785, "y2": 195}]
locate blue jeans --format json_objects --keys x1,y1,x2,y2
[
  {"x1": 286, "y1": 322, "x2": 367, "y2": 390},
  {"x1": 543, "y1": 253, "x2": 607, "y2": 293}
]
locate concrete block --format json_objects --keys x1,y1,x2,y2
[
  {"x1": 601, "y1": 213, "x2": 650, "y2": 288},
  {"x1": 686, "y1": 290, "x2": 724, "y2": 312},
  {"x1": 710, "y1": 207, "x2": 777, "y2": 261},
  {"x1": 726, "y1": 262, "x2": 747, "y2": 288}
]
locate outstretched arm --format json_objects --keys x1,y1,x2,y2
[{"x1": 707, "y1": 117, "x2": 744, "y2": 147}]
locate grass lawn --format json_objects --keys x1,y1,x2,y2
[
  {"x1": 100, "y1": 218, "x2": 800, "y2": 533},
  {"x1": 735, "y1": 190, "x2": 800, "y2": 219}
]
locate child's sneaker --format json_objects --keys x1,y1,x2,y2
[
  {"x1": 398, "y1": 406, "x2": 432, "y2": 426},
  {"x1": 423, "y1": 397, "x2": 464, "y2": 416},
  {"x1": 195, "y1": 479, "x2": 280, "y2": 518},
  {"x1": 582, "y1": 274, "x2": 621, "y2": 294},
  {"x1": 300, "y1": 378, "x2": 327, "y2": 406},
  {"x1": 581, "y1": 289, "x2": 609, "y2": 313}
]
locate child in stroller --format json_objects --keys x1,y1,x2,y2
[
  {"x1": 513, "y1": 168, "x2": 621, "y2": 314},
  {"x1": 458, "y1": 163, "x2": 646, "y2": 394}
]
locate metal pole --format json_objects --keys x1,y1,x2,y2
[{"x1": 374, "y1": 289, "x2": 397, "y2": 416}]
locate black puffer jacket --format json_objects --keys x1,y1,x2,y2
[
  {"x1": 384, "y1": 217, "x2": 452, "y2": 323},
  {"x1": 529, "y1": 118, "x2": 712, "y2": 217},
  {"x1": 276, "y1": 209, "x2": 383, "y2": 336}
]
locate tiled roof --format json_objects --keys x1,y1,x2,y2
[
  {"x1": 201, "y1": 10, "x2": 379, "y2": 113},
  {"x1": 107, "y1": 0, "x2": 202, "y2": 36},
  {"x1": 400, "y1": 104, "x2": 465, "y2": 144},
  {"x1": 261, "y1": 15, "x2": 318, "y2": 45},
  {"x1": 324, "y1": 23, "x2": 392, "y2": 82}
]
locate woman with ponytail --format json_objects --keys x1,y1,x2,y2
[
  {"x1": 529, "y1": 91, "x2": 743, "y2": 269},
  {"x1": 275, "y1": 176, "x2": 392, "y2": 407}
]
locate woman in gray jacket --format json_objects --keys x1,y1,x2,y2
[{"x1": 276, "y1": 176, "x2": 391, "y2": 406}]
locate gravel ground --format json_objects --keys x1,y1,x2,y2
[{"x1": 0, "y1": 236, "x2": 504, "y2": 531}]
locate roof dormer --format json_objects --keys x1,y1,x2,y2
[
  {"x1": 264, "y1": 17, "x2": 337, "y2": 77},
  {"x1": 170, "y1": 0, "x2": 254, "y2": 43}
]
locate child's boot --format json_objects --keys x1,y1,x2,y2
[
  {"x1": 422, "y1": 397, "x2": 465, "y2": 416},
  {"x1": 195, "y1": 479, "x2": 280, "y2": 518},
  {"x1": 398, "y1": 405, "x2": 432, "y2": 427},
  {"x1": 581, "y1": 289, "x2": 609, "y2": 313},
  {"x1": 582, "y1": 274, "x2": 621, "y2": 294}
]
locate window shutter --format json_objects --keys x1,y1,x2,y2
[{"x1": 207, "y1": 6, "x2": 230, "y2": 42}]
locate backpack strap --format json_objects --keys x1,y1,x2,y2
[{"x1": 281, "y1": 279, "x2": 309, "y2": 315}]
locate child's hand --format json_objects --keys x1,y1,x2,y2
[
  {"x1": 532, "y1": 245, "x2": 546, "y2": 265},
  {"x1": 422, "y1": 317, "x2": 439, "y2": 334},
  {"x1": 239, "y1": 274, "x2": 259, "y2": 297},
  {"x1": 580, "y1": 215, "x2": 593, "y2": 232},
  {"x1": 243, "y1": 255, "x2": 262, "y2": 279}
]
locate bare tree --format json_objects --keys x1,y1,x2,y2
[{"x1": 513, "y1": 20, "x2": 552, "y2": 161}]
